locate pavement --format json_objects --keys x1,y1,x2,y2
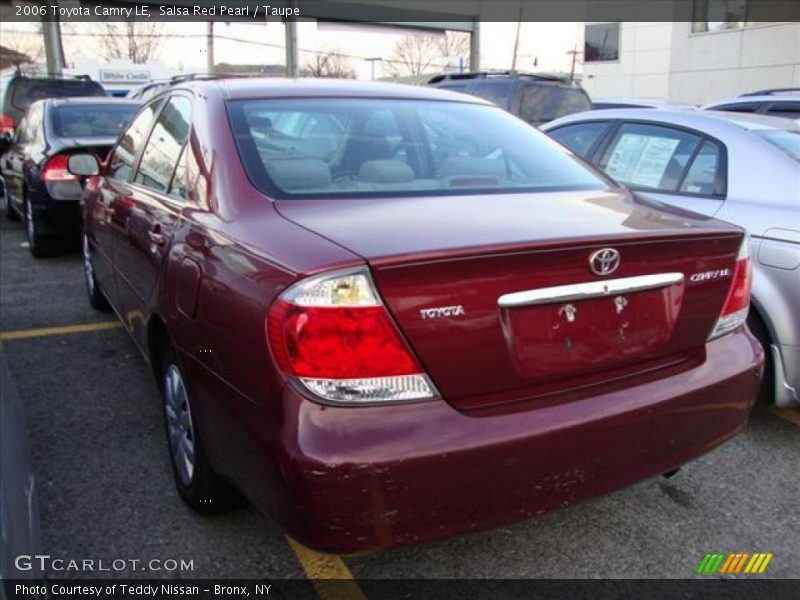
[{"x1": 1, "y1": 212, "x2": 798, "y2": 590}]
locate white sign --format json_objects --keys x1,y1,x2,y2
[
  {"x1": 606, "y1": 133, "x2": 681, "y2": 189},
  {"x1": 99, "y1": 69, "x2": 151, "y2": 84}
]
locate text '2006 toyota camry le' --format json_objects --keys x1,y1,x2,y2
[{"x1": 68, "y1": 79, "x2": 763, "y2": 553}]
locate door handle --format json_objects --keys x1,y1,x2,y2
[{"x1": 148, "y1": 230, "x2": 166, "y2": 246}]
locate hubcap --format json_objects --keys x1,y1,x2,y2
[
  {"x1": 164, "y1": 364, "x2": 195, "y2": 486},
  {"x1": 25, "y1": 201, "x2": 34, "y2": 243},
  {"x1": 82, "y1": 235, "x2": 95, "y2": 296}
]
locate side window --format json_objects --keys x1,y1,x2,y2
[
  {"x1": 548, "y1": 122, "x2": 610, "y2": 159},
  {"x1": 14, "y1": 116, "x2": 30, "y2": 143},
  {"x1": 765, "y1": 102, "x2": 800, "y2": 119},
  {"x1": 599, "y1": 123, "x2": 702, "y2": 191},
  {"x1": 135, "y1": 95, "x2": 192, "y2": 194},
  {"x1": 680, "y1": 141, "x2": 724, "y2": 195},
  {"x1": 711, "y1": 103, "x2": 758, "y2": 113},
  {"x1": 108, "y1": 100, "x2": 163, "y2": 182}
]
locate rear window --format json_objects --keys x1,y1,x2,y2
[
  {"x1": 464, "y1": 81, "x2": 514, "y2": 108},
  {"x1": 520, "y1": 85, "x2": 592, "y2": 125},
  {"x1": 755, "y1": 130, "x2": 800, "y2": 161},
  {"x1": 52, "y1": 103, "x2": 138, "y2": 138},
  {"x1": 11, "y1": 79, "x2": 106, "y2": 112},
  {"x1": 227, "y1": 98, "x2": 606, "y2": 200}
]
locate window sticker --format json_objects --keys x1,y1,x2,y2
[{"x1": 606, "y1": 133, "x2": 680, "y2": 188}]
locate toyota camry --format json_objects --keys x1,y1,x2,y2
[{"x1": 68, "y1": 79, "x2": 763, "y2": 553}]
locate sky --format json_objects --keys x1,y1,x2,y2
[{"x1": 0, "y1": 20, "x2": 584, "y2": 80}]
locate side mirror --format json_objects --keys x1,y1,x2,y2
[{"x1": 68, "y1": 154, "x2": 100, "y2": 177}]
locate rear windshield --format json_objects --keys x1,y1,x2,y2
[
  {"x1": 521, "y1": 86, "x2": 592, "y2": 124},
  {"x1": 754, "y1": 130, "x2": 800, "y2": 161},
  {"x1": 11, "y1": 79, "x2": 106, "y2": 112},
  {"x1": 52, "y1": 103, "x2": 138, "y2": 138},
  {"x1": 227, "y1": 98, "x2": 607, "y2": 199},
  {"x1": 464, "y1": 81, "x2": 514, "y2": 108}
]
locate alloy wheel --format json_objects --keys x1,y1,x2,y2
[{"x1": 164, "y1": 364, "x2": 195, "y2": 487}]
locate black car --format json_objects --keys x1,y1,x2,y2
[
  {"x1": 0, "y1": 72, "x2": 107, "y2": 137},
  {"x1": 0, "y1": 97, "x2": 139, "y2": 257},
  {"x1": 426, "y1": 71, "x2": 592, "y2": 127}
]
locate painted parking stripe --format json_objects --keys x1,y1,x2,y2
[
  {"x1": 286, "y1": 537, "x2": 367, "y2": 600},
  {"x1": 0, "y1": 321, "x2": 123, "y2": 341},
  {"x1": 767, "y1": 406, "x2": 800, "y2": 427}
]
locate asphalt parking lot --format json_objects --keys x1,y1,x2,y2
[{"x1": 1, "y1": 212, "x2": 799, "y2": 587}]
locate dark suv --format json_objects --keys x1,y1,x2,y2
[
  {"x1": 0, "y1": 72, "x2": 107, "y2": 137},
  {"x1": 426, "y1": 71, "x2": 592, "y2": 127}
]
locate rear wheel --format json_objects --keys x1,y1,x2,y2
[
  {"x1": 160, "y1": 347, "x2": 240, "y2": 514},
  {"x1": 25, "y1": 198, "x2": 57, "y2": 258},
  {"x1": 5, "y1": 195, "x2": 20, "y2": 221},
  {"x1": 82, "y1": 233, "x2": 110, "y2": 310}
]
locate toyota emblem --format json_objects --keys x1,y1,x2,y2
[{"x1": 589, "y1": 248, "x2": 620, "y2": 276}]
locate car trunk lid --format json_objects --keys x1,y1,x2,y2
[{"x1": 276, "y1": 191, "x2": 743, "y2": 411}]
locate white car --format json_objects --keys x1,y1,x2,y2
[{"x1": 702, "y1": 89, "x2": 800, "y2": 119}]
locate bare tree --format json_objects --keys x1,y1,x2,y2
[
  {"x1": 98, "y1": 21, "x2": 164, "y2": 64},
  {"x1": 301, "y1": 48, "x2": 355, "y2": 79},
  {"x1": 387, "y1": 32, "x2": 470, "y2": 77},
  {"x1": 1, "y1": 29, "x2": 43, "y2": 66}
]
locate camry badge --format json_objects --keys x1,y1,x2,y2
[{"x1": 589, "y1": 248, "x2": 620, "y2": 276}]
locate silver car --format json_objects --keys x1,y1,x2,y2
[
  {"x1": 701, "y1": 90, "x2": 800, "y2": 120},
  {"x1": 542, "y1": 109, "x2": 800, "y2": 407}
]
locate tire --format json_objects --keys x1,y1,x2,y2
[
  {"x1": 160, "y1": 347, "x2": 240, "y2": 514},
  {"x1": 5, "y1": 195, "x2": 21, "y2": 221},
  {"x1": 82, "y1": 233, "x2": 110, "y2": 310},
  {"x1": 747, "y1": 314, "x2": 774, "y2": 406},
  {"x1": 24, "y1": 197, "x2": 57, "y2": 258}
]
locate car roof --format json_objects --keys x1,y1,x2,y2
[
  {"x1": 593, "y1": 98, "x2": 694, "y2": 107},
  {"x1": 702, "y1": 94, "x2": 800, "y2": 108},
  {"x1": 543, "y1": 107, "x2": 800, "y2": 134},
  {"x1": 194, "y1": 77, "x2": 493, "y2": 104}
]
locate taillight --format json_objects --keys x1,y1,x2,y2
[
  {"x1": 41, "y1": 154, "x2": 78, "y2": 182},
  {"x1": 267, "y1": 268, "x2": 437, "y2": 404},
  {"x1": 0, "y1": 113, "x2": 14, "y2": 135},
  {"x1": 708, "y1": 234, "x2": 752, "y2": 340}
]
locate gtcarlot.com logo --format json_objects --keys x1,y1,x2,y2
[
  {"x1": 697, "y1": 552, "x2": 773, "y2": 575},
  {"x1": 15, "y1": 554, "x2": 194, "y2": 573}
]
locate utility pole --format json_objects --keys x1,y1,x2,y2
[
  {"x1": 567, "y1": 44, "x2": 582, "y2": 82},
  {"x1": 364, "y1": 57, "x2": 381, "y2": 80},
  {"x1": 510, "y1": 8, "x2": 523, "y2": 71},
  {"x1": 206, "y1": 22, "x2": 215, "y2": 74}
]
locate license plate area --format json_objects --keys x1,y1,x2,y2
[{"x1": 500, "y1": 281, "x2": 684, "y2": 379}]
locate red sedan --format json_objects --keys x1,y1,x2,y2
[{"x1": 69, "y1": 79, "x2": 763, "y2": 553}]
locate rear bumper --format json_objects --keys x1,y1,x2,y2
[{"x1": 267, "y1": 329, "x2": 763, "y2": 553}]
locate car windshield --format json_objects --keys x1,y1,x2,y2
[
  {"x1": 52, "y1": 104, "x2": 138, "y2": 138},
  {"x1": 754, "y1": 130, "x2": 800, "y2": 161},
  {"x1": 227, "y1": 98, "x2": 607, "y2": 199}
]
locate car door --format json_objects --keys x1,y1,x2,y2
[
  {"x1": 594, "y1": 121, "x2": 727, "y2": 216},
  {"x1": 115, "y1": 93, "x2": 193, "y2": 351},
  {"x1": 2, "y1": 106, "x2": 38, "y2": 216},
  {"x1": 91, "y1": 99, "x2": 165, "y2": 310}
]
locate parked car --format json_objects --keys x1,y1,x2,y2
[
  {"x1": 593, "y1": 98, "x2": 695, "y2": 110},
  {"x1": 69, "y1": 79, "x2": 761, "y2": 553},
  {"x1": 0, "y1": 72, "x2": 107, "y2": 137},
  {"x1": 426, "y1": 71, "x2": 592, "y2": 126},
  {"x1": 543, "y1": 109, "x2": 798, "y2": 408},
  {"x1": 701, "y1": 89, "x2": 800, "y2": 119},
  {"x1": 0, "y1": 97, "x2": 139, "y2": 256}
]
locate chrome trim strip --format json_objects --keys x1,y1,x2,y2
[{"x1": 497, "y1": 272, "x2": 684, "y2": 308}]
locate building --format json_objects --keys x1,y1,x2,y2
[{"x1": 581, "y1": 13, "x2": 800, "y2": 103}]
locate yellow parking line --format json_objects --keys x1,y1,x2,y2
[
  {"x1": 0, "y1": 321, "x2": 123, "y2": 341},
  {"x1": 767, "y1": 406, "x2": 800, "y2": 427},
  {"x1": 286, "y1": 537, "x2": 367, "y2": 600}
]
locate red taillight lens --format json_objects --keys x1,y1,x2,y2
[
  {"x1": 0, "y1": 113, "x2": 14, "y2": 135},
  {"x1": 709, "y1": 235, "x2": 752, "y2": 340},
  {"x1": 41, "y1": 154, "x2": 78, "y2": 182},
  {"x1": 268, "y1": 301, "x2": 421, "y2": 378},
  {"x1": 267, "y1": 269, "x2": 436, "y2": 404}
]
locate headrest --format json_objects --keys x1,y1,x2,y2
[
  {"x1": 358, "y1": 159, "x2": 415, "y2": 184},
  {"x1": 266, "y1": 159, "x2": 331, "y2": 191}
]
